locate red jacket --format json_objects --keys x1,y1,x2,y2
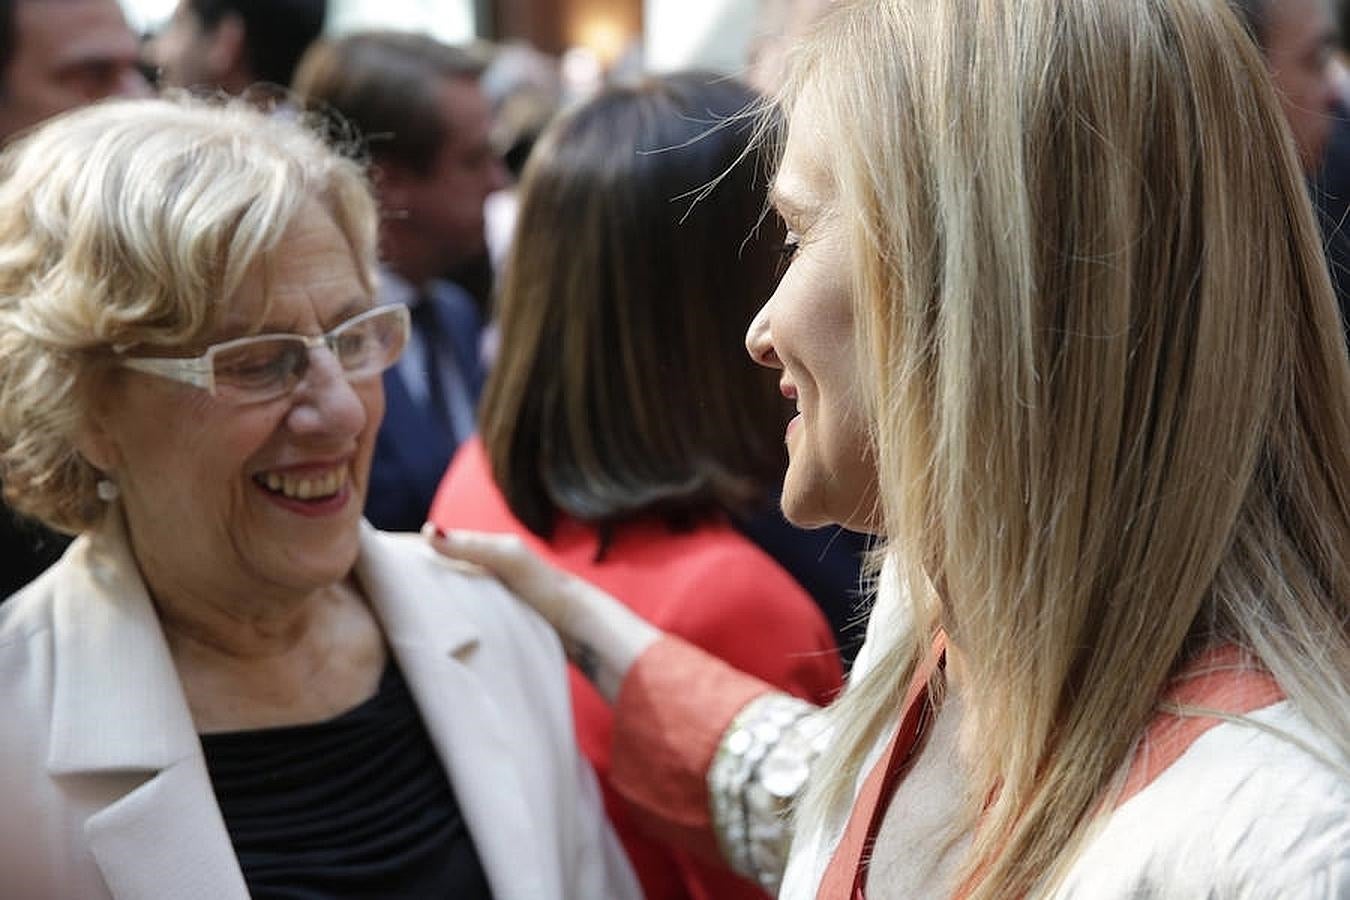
[{"x1": 430, "y1": 437, "x2": 844, "y2": 900}]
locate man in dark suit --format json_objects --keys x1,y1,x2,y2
[
  {"x1": 0, "y1": 0, "x2": 150, "y2": 598},
  {"x1": 293, "y1": 33, "x2": 509, "y2": 532}
]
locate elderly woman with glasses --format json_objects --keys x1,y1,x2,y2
[{"x1": 0, "y1": 96, "x2": 640, "y2": 900}]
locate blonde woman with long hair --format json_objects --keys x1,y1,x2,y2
[{"x1": 427, "y1": 0, "x2": 1350, "y2": 896}]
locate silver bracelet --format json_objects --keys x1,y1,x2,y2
[{"x1": 708, "y1": 692, "x2": 832, "y2": 894}]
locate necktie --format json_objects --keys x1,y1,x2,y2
[{"x1": 409, "y1": 297, "x2": 452, "y2": 438}]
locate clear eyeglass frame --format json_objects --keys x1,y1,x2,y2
[{"x1": 117, "y1": 304, "x2": 411, "y2": 404}]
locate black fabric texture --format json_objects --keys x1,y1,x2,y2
[{"x1": 201, "y1": 661, "x2": 494, "y2": 899}]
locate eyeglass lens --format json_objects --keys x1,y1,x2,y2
[{"x1": 212, "y1": 307, "x2": 406, "y2": 401}]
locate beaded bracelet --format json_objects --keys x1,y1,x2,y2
[{"x1": 708, "y1": 692, "x2": 833, "y2": 893}]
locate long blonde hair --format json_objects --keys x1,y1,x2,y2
[{"x1": 787, "y1": 1, "x2": 1350, "y2": 896}]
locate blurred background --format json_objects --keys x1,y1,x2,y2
[{"x1": 120, "y1": 0, "x2": 762, "y2": 77}]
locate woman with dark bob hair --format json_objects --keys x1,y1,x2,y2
[
  {"x1": 431, "y1": 0, "x2": 1350, "y2": 897},
  {"x1": 0, "y1": 96, "x2": 640, "y2": 899},
  {"x1": 430, "y1": 71, "x2": 843, "y2": 899}
]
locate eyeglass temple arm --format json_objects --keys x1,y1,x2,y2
[{"x1": 119, "y1": 356, "x2": 217, "y2": 393}]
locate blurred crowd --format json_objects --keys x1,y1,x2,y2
[{"x1": 0, "y1": 1, "x2": 1347, "y2": 898}]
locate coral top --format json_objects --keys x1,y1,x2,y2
[{"x1": 430, "y1": 438, "x2": 844, "y2": 900}]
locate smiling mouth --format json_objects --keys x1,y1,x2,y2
[{"x1": 252, "y1": 467, "x2": 349, "y2": 501}]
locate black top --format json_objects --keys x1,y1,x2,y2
[
  {"x1": 201, "y1": 662, "x2": 494, "y2": 899},
  {"x1": 735, "y1": 496, "x2": 870, "y2": 669},
  {"x1": 0, "y1": 493, "x2": 68, "y2": 601}
]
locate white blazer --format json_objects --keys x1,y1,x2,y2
[
  {"x1": 0, "y1": 514, "x2": 641, "y2": 900},
  {"x1": 778, "y1": 563, "x2": 1350, "y2": 899}
]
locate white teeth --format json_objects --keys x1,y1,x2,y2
[{"x1": 256, "y1": 467, "x2": 348, "y2": 500}]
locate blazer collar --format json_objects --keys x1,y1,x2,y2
[
  {"x1": 47, "y1": 511, "x2": 200, "y2": 775},
  {"x1": 47, "y1": 520, "x2": 488, "y2": 776},
  {"x1": 355, "y1": 525, "x2": 553, "y2": 900},
  {"x1": 46, "y1": 512, "x2": 250, "y2": 898},
  {"x1": 354, "y1": 522, "x2": 480, "y2": 657}
]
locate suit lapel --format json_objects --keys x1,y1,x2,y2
[
  {"x1": 84, "y1": 758, "x2": 250, "y2": 899},
  {"x1": 424, "y1": 282, "x2": 485, "y2": 400},
  {"x1": 358, "y1": 527, "x2": 553, "y2": 900},
  {"x1": 380, "y1": 365, "x2": 451, "y2": 478},
  {"x1": 373, "y1": 270, "x2": 449, "y2": 502},
  {"x1": 48, "y1": 515, "x2": 248, "y2": 900}
]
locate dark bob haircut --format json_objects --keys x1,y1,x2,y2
[{"x1": 482, "y1": 71, "x2": 788, "y2": 540}]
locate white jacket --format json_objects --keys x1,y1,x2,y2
[
  {"x1": 779, "y1": 575, "x2": 1350, "y2": 899},
  {"x1": 0, "y1": 514, "x2": 641, "y2": 900}
]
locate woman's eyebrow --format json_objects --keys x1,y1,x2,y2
[
  {"x1": 219, "y1": 296, "x2": 375, "y2": 338},
  {"x1": 327, "y1": 297, "x2": 376, "y2": 328},
  {"x1": 769, "y1": 183, "x2": 804, "y2": 218},
  {"x1": 770, "y1": 181, "x2": 823, "y2": 229}
]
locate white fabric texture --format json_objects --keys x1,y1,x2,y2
[
  {"x1": 779, "y1": 556, "x2": 908, "y2": 900},
  {"x1": 1050, "y1": 701, "x2": 1348, "y2": 899},
  {"x1": 864, "y1": 688, "x2": 970, "y2": 900},
  {"x1": 778, "y1": 692, "x2": 1348, "y2": 899}
]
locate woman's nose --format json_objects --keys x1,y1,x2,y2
[
  {"x1": 746, "y1": 303, "x2": 781, "y2": 368},
  {"x1": 287, "y1": 350, "x2": 369, "y2": 436}
]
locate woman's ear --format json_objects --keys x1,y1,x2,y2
[
  {"x1": 73, "y1": 391, "x2": 121, "y2": 474},
  {"x1": 375, "y1": 162, "x2": 413, "y2": 216}
]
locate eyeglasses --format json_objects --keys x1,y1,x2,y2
[{"x1": 118, "y1": 304, "x2": 410, "y2": 404}]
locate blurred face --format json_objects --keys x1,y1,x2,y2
[
  {"x1": 1263, "y1": 0, "x2": 1338, "y2": 172},
  {"x1": 83, "y1": 202, "x2": 384, "y2": 600},
  {"x1": 746, "y1": 88, "x2": 879, "y2": 532},
  {"x1": 390, "y1": 76, "x2": 509, "y2": 281},
  {"x1": 0, "y1": 0, "x2": 150, "y2": 143},
  {"x1": 144, "y1": 1, "x2": 217, "y2": 90}
]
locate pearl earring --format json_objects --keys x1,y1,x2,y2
[{"x1": 96, "y1": 479, "x2": 120, "y2": 502}]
